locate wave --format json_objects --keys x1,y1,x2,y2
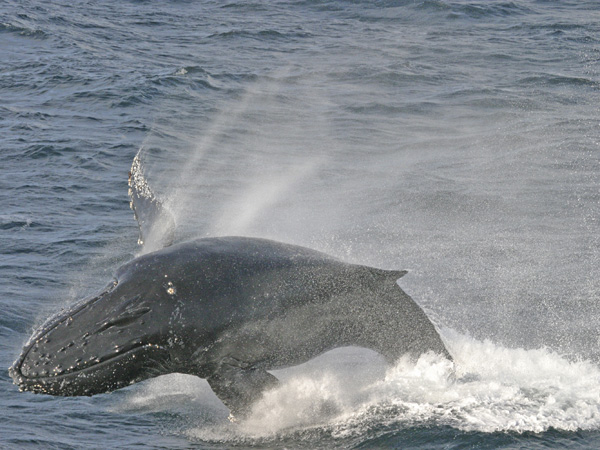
[
  {"x1": 447, "y1": 2, "x2": 533, "y2": 19},
  {"x1": 0, "y1": 21, "x2": 47, "y2": 39},
  {"x1": 519, "y1": 74, "x2": 598, "y2": 88},
  {"x1": 208, "y1": 29, "x2": 311, "y2": 41},
  {"x1": 0, "y1": 215, "x2": 37, "y2": 231}
]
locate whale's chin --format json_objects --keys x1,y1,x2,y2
[{"x1": 10, "y1": 343, "x2": 169, "y2": 396}]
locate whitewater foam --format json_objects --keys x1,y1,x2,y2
[{"x1": 114, "y1": 330, "x2": 600, "y2": 443}]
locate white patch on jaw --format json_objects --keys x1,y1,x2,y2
[
  {"x1": 164, "y1": 275, "x2": 176, "y2": 295},
  {"x1": 166, "y1": 281, "x2": 176, "y2": 295}
]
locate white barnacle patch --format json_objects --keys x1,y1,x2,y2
[{"x1": 165, "y1": 280, "x2": 176, "y2": 296}]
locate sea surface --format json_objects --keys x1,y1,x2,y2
[{"x1": 1, "y1": 0, "x2": 599, "y2": 448}]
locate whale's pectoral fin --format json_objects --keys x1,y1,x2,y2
[
  {"x1": 128, "y1": 149, "x2": 175, "y2": 251},
  {"x1": 206, "y1": 364, "x2": 279, "y2": 418}
]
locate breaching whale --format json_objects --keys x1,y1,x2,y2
[{"x1": 9, "y1": 152, "x2": 452, "y2": 418}]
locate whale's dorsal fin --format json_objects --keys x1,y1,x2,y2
[
  {"x1": 128, "y1": 150, "x2": 175, "y2": 251},
  {"x1": 367, "y1": 267, "x2": 408, "y2": 282}
]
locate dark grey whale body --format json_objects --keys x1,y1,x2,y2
[{"x1": 10, "y1": 153, "x2": 451, "y2": 417}]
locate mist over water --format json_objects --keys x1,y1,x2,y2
[
  {"x1": 141, "y1": 70, "x2": 599, "y2": 359},
  {"x1": 2, "y1": 0, "x2": 600, "y2": 448},
  {"x1": 123, "y1": 70, "x2": 600, "y2": 441}
]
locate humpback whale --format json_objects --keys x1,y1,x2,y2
[{"x1": 9, "y1": 152, "x2": 451, "y2": 418}]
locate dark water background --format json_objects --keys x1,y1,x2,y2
[{"x1": 1, "y1": 0, "x2": 599, "y2": 448}]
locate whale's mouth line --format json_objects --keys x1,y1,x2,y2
[{"x1": 11, "y1": 342, "x2": 157, "y2": 387}]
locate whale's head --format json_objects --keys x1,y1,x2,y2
[{"x1": 9, "y1": 269, "x2": 180, "y2": 396}]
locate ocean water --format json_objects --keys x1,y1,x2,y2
[{"x1": 1, "y1": 0, "x2": 599, "y2": 448}]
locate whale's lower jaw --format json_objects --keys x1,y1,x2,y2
[{"x1": 9, "y1": 344, "x2": 169, "y2": 396}]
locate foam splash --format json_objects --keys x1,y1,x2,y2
[{"x1": 113, "y1": 331, "x2": 600, "y2": 443}]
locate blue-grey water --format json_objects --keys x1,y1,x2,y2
[{"x1": 2, "y1": 0, "x2": 599, "y2": 448}]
